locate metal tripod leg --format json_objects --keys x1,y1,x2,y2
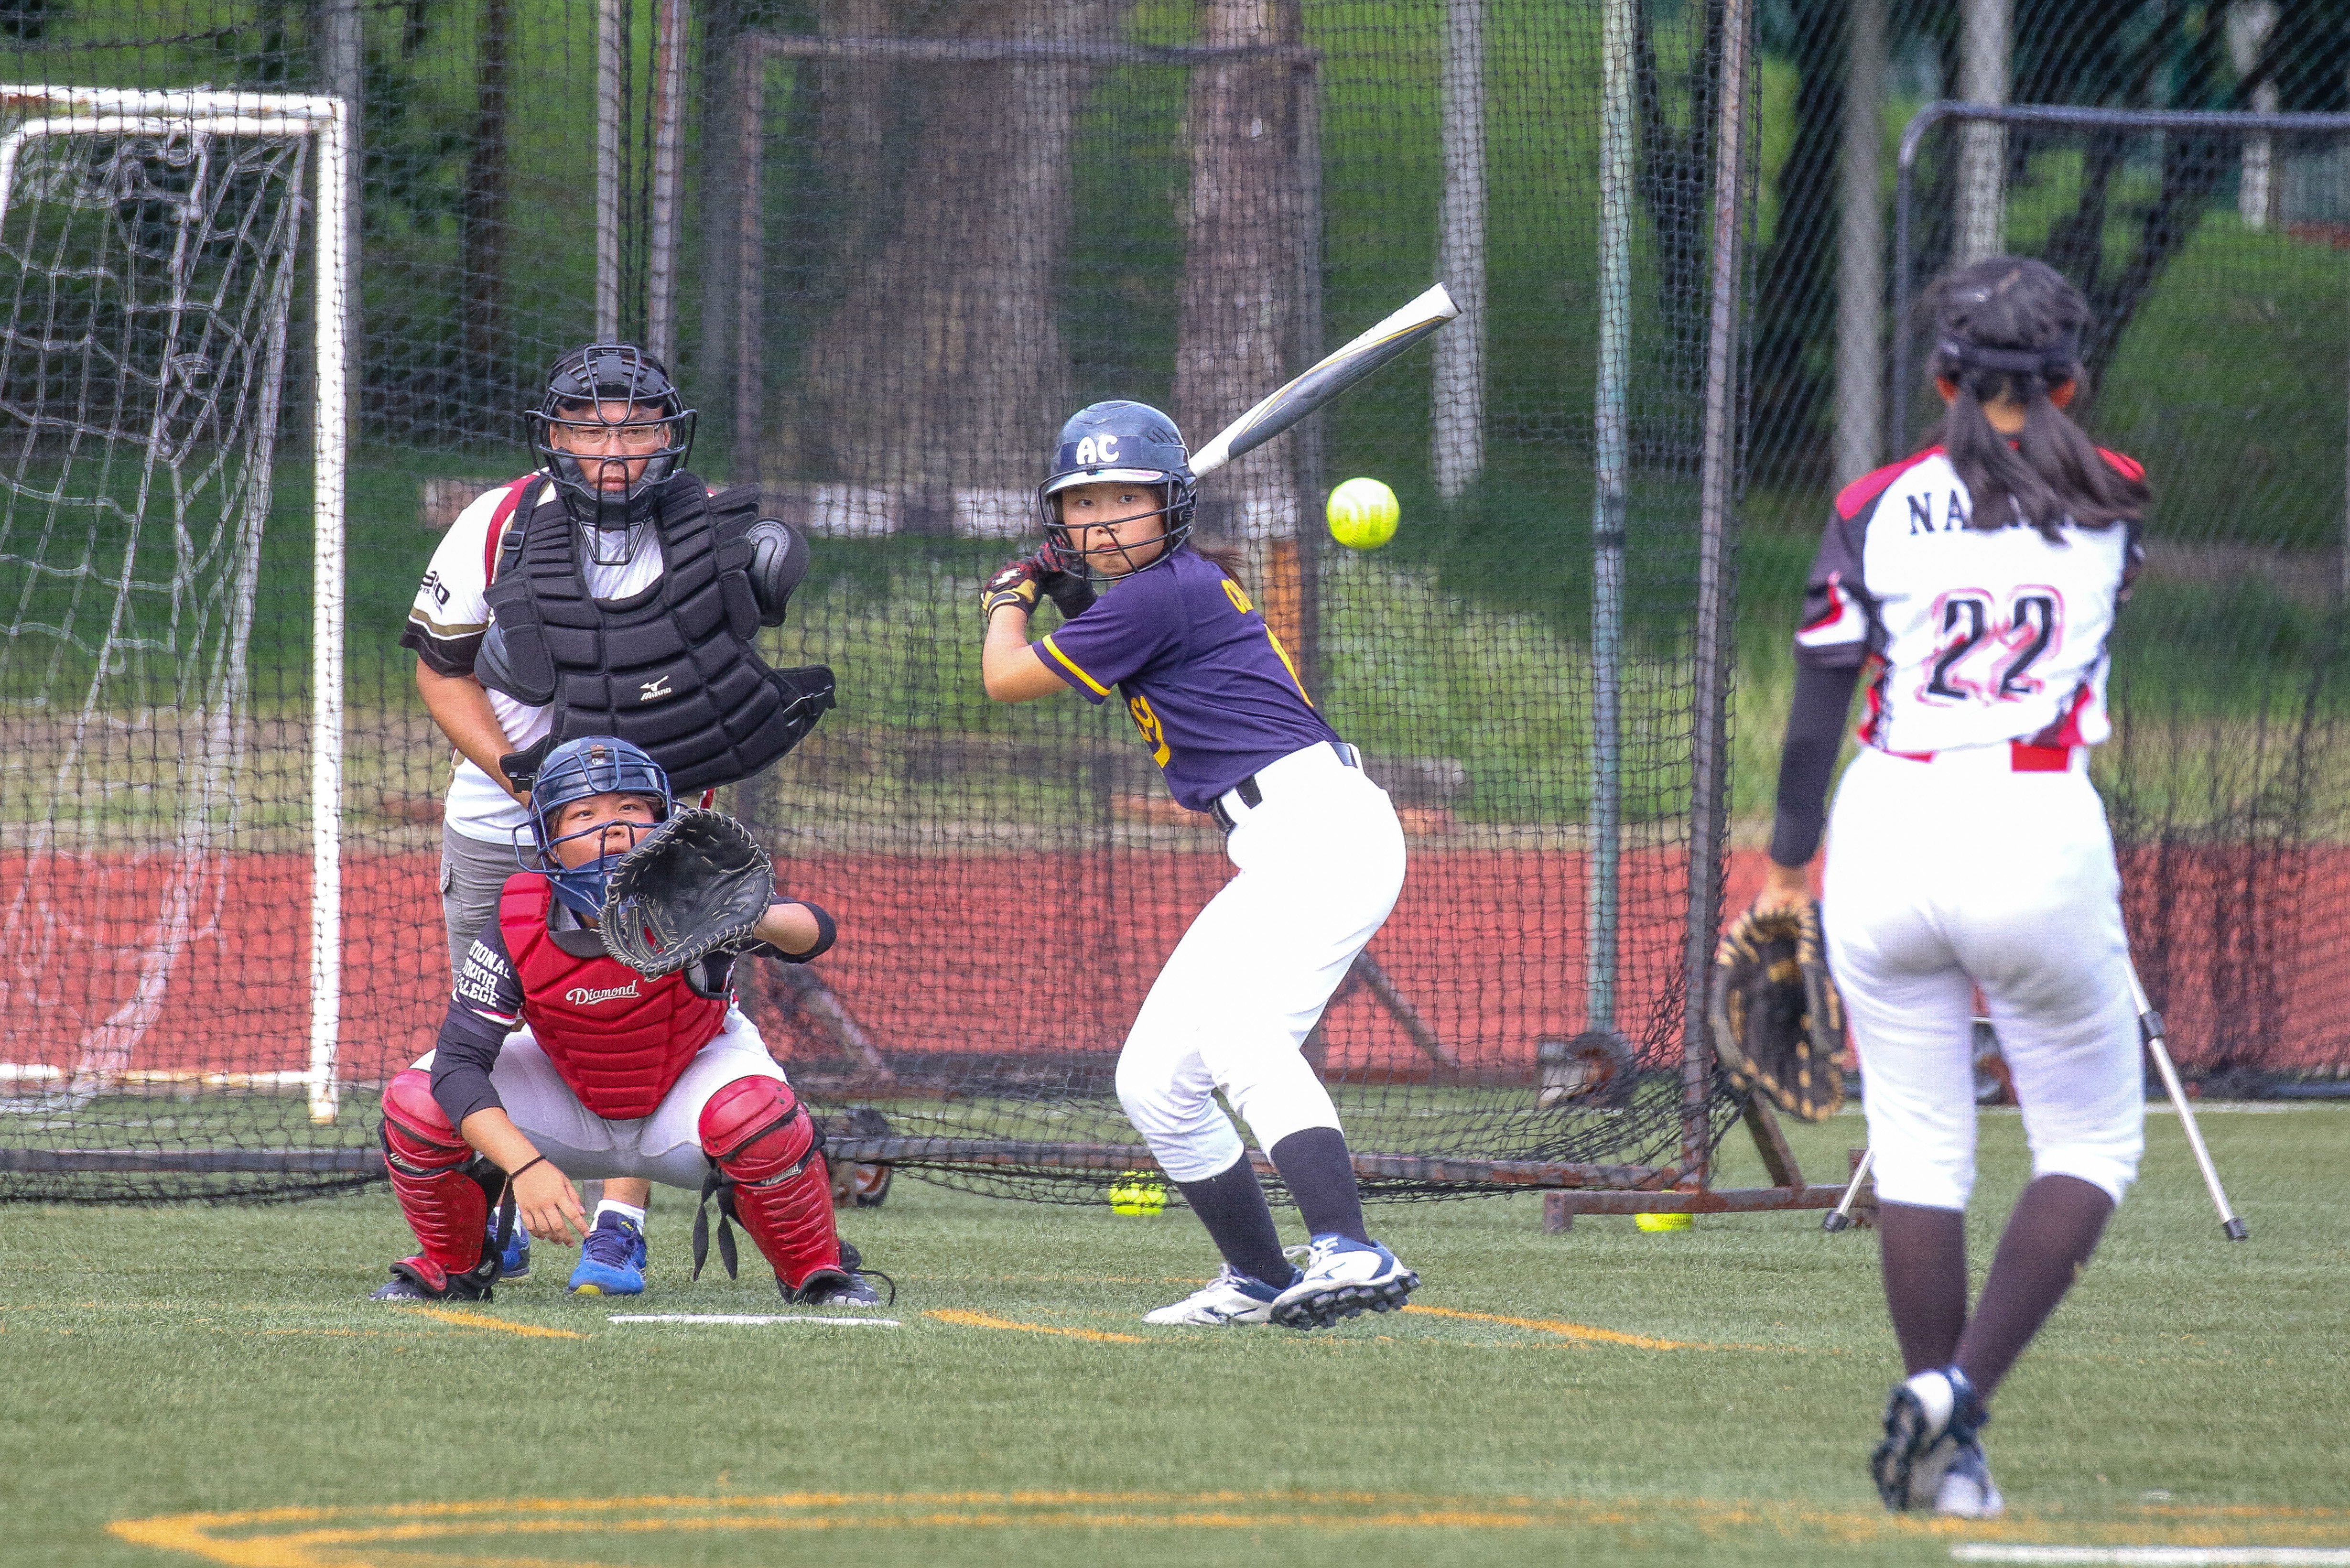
[{"x1": 2124, "y1": 957, "x2": 2246, "y2": 1241}]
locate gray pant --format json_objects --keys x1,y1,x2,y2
[{"x1": 440, "y1": 823, "x2": 519, "y2": 975}]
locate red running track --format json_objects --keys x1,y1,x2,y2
[{"x1": 2, "y1": 847, "x2": 2343, "y2": 1082}]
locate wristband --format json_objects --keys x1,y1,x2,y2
[{"x1": 510, "y1": 1154, "x2": 550, "y2": 1181}]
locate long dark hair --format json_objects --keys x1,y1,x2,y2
[
  {"x1": 1919, "y1": 256, "x2": 2150, "y2": 540},
  {"x1": 1188, "y1": 537, "x2": 1248, "y2": 584}
]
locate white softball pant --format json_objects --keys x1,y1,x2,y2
[
  {"x1": 1824, "y1": 744, "x2": 2144, "y2": 1211},
  {"x1": 1115, "y1": 742, "x2": 1407, "y2": 1183},
  {"x1": 412, "y1": 1008, "x2": 788, "y2": 1190}
]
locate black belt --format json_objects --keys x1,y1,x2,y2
[{"x1": 1209, "y1": 742, "x2": 1362, "y2": 832}]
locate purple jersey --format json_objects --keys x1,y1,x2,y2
[{"x1": 1034, "y1": 547, "x2": 1337, "y2": 811}]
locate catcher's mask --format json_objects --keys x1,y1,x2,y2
[
  {"x1": 525, "y1": 342, "x2": 697, "y2": 566},
  {"x1": 1037, "y1": 400, "x2": 1195, "y2": 583},
  {"x1": 515, "y1": 736, "x2": 673, "y2": 920}
]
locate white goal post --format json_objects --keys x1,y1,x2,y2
[{"x1": 0, "y1": 87, "x2": 349, "y2": 1124}]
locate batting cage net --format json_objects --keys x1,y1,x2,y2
[{"x1": 0, "y1": 0, "x2": 2342, "y2": 1206}]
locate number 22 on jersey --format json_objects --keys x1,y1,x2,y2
[{"x1": 1920, "y1": 585, "x2": 2064, "y2": 706}]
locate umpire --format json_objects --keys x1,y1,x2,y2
[{"x1": 398, "y1": 342, "x2": 833, "y2": 1293}]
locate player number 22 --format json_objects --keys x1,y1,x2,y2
[{"x1": 1923, "y1": 587, "x2": 2062, "y2": 703}]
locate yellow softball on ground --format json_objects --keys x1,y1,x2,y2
[
  {"x1": 1327, "y1": 476, "x2": 1400, "y2": 550},
  {"x1": 1108, "y1": 1171, "x2": 1167, "y2": 1216},
  {"x1": 1635, "y1": 1211, "x2": 1693, "y2": 1233}
]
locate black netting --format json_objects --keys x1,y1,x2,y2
[
  {"x1": 0, "y1": 2, "x2": 1758, "y2": 1203},
  {"x1": 21, "y1": 1, "x2": 2343, "y2": 1207}
]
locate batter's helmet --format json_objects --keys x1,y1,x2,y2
[{"x1": 1036, "y1": 400, "x2": 1196, "y2": 581}]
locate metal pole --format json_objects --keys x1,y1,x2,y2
[
  {"x1": 320, "y1": 0, "x2": 362, "y2": 446},
  {"x1": 1954, "y1": 0, "x2": 2009, "y2": 264},
  {"x1": 309, "y1": 97, "x2": 352, "y2": 1126},
  {"x1": 594, "y1": 0, "x2": 626, "y2": 341},
  {"x1": 1834, "y1": 0, "x2": 1884, "y2": 487},
  {"x1": 1588, "y1": 0, "x2": 1632, "y2": 1043},
  {"x1": 1432, "y1": 0, "x2": 1485, "y2": 500},
  {"x1": 1293, "y1": 57, "x2": 1325, "y2": 694},
  {"x1": 733, "y1": 45, "x2": 766, "y2": 488},
  {"x1": 646, "y1": 0, "x2": 691, "y2": 366},
  {"x1": 1683, "y1": 0, "x2": 1754, "y2": 1181}
]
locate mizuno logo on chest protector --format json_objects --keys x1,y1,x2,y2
[{"x1": 639, "y1": 676, "x2": 672, "y2": 702}]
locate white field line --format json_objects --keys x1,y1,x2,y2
[
  {"x1": 1951, "y1": 1548, "x2": 2350, "y2": 1565},
  {"x1": 606, "y1": 1313, "x2": 901, "y2": 1328}
]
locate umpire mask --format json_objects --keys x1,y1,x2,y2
[{"x1": 526, "y1": 343, "x2": 698, "y2": 567}]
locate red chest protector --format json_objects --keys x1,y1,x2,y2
[{"x1": 499, "y1": 876, "x2": 729, "y2": 1120}]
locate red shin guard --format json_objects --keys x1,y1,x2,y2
[
  {"x1": 380, "y1": 1069, "x2": 491, "y2": 1285},
  {"x1": 698, "y1": 1075, "x2": 842, "y2": 1291}
]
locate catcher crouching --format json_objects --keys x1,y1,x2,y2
[{"x1": 372, "y1": 735, "x2": 880, "y2": 1307}]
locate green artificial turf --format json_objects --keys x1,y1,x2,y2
[{"x1": 2, "y1": 1106, "x2": 2345, "y2": 1567}]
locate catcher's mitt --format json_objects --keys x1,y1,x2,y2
[
  {"x1": 1708, "y1": 900, "x2": 1847, "y2": 1122},
  {"x1": 599, "y1": 807, "x2": 775, "y2": 978}
]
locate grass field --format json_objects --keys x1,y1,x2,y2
[{"x1": 4, "y1": 1106, "x2": 2346, "y2": 1568}]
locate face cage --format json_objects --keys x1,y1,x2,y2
[
  {"x1": 1036, "y1": 480, "x2": 1193, "y2": 583},
  {"x1": 526, "y1": 407, "x2": 699, "y2": 566},
  {"x1": 511, "y1": 793, "x2": 673, "y2": 920}
]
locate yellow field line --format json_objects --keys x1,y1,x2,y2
[
  {"x1": 392, "y1": 1306, "x2": 587, "y2": 1341},
  {"x1": 106, "y1": 1492, "x2": 2350, "y2": 1568},
  {"x1": 1400, "y1": 1304, "x2": 1772, "y2": 1352},
  {"x1": 925, "y1": 1308, "x2": 1147, "y2": 1344}
]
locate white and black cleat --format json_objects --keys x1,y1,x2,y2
[
  {"x1": 1931, "y1": 1438, "x2": 2004, "y2": 1519},
  {"x1": 1143, "y1": 1265, "x2": 1295, "y2": 1326},
  {"x1": 1269, "y1": 1234, "x2": 1419, "y2": 1330},
  {"x1": 1872, "y1": 1365, "x2": 1988, "y2": 1512}
]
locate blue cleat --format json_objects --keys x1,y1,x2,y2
[
  {"x1": 568, "y1": 1211, "x2": 648, "y2": 1297},
  {"x1": 486, "y1": 1214, "x2": 530, "y2": 1281}
]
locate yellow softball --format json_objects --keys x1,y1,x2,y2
[
  {"x1": 1108, "y1": 1171, "x2": 1167, "y2": 1216},
  {"x1": 1635, "y1": 1211, "x2": 1693, "y2": 1233},
  {"x1": 1326, "y1": 477, "x2": 1400, "y2": 550}
]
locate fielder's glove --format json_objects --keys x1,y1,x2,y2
[
  {"x1": 980, "y1": 560, "x2": 1042, "y2": 620},
  {"x1": 1708, "y1": 900, "x2": 1847, "y2": 1122},
  {"x1": 600, "y1": 807, "x2": 776, "y2": 978}
]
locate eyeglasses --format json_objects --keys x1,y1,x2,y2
[{"x1": 547, "y1": 418, "x2": 675, "y2": 454}]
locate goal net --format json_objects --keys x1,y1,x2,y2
[{"x1": 0, "y1": 90, "x2": 354, "y2": 1200}]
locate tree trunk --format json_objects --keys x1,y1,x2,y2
[
  {"x1": 1174, "y1": 0, "x2": 1305, "y2": 543},
  {"x1": 774, "y1": 0, "x2": 1128, "y2": 510},
  {"x1": 461, "y1": 0, "x2": 511, "y2": 432}
]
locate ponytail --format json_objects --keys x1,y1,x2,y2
[
  {"x1": 1920, "y1": 258, "x2": 2150, "y2": 541},
  {"x1": 1187, "y1": 537, "x2": 1249, "y2": 586}
]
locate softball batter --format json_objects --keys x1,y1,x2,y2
[
  {"x1": 1755, "y1": 258, "x2": 2153, "y2": 1516},
  {"x1": 978, "y1": 400, "x2": 1417, "y2": 1330}
]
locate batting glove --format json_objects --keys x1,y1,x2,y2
[
  {"x1": 1033, "y1": 556, "x2": 1097, "y2": 620},
  {"x1": 981, "y1": 560, "x2": 1041, "y2": 621}
]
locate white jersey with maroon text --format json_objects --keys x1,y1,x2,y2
[{"x1": 1793, "y1": 445, "x2": 2144, "y2": 757}]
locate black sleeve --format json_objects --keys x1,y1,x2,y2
[
  {"x1": 735, "y1": 899, "x2": 837, "y2": 964},
  {"x1": 429, "y1": 921, "x2": 525, "y2": 1129},
  {"x1": 1768, "y1": 661, "x2": 1862, "y2": 868},
  {"x1": 401, "y1": 621, "x2": 482, "y2": 679}
]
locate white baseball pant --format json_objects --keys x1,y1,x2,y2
[
  {"x1": 413, "y1": 1007, "x2": 788, "y2": 1190},
  {"x1": 1115, "y1": 742, "x2": 1407, "y2": 1183},
  {"x1": 1824, "y1": 743, "x2": 2144, "y2": 1211}
]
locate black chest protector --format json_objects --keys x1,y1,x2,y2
[{"x1": 481, "y1": 473, "x2": 835, "y2": 793}]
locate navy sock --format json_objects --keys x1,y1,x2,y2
[
  {"x1": 1173, "y1": 1158, "x2": 1292, "y2": 1287},
  {"x1": 1269, "y1": 1126, "x2": 1370, "y2": 1245}
]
